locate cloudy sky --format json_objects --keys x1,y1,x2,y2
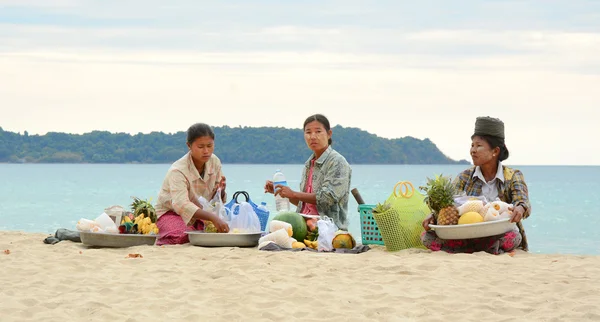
[{"x1": 1, "y1": 1, "x2": 599, "y2": 165}]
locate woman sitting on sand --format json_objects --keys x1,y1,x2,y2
[
  {"x1": 264, "y1": 114, "x2": 352, "y2": 230},
  {"x1": 155, "y1": 123, "x2": 229, "y2": 245},
  {"x1": 421, "y1": 116, "x2": 531, "y2": 254}
]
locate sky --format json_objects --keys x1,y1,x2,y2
[{"x1": 1, "y1": 1, "x2": 599, "y2": 165}]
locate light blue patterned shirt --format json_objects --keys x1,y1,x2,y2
[{"x1": 296, "y1": 146, "x2": 352, "y2": 230}]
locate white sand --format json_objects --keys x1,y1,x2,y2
[{"x1": 1, "y1": 231, "x2": 600, "y2": 322}]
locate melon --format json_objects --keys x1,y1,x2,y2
[
  {"x1": 458, "y1": 211, "x2": 484, "y2": 225},
  {"x1": 272, "y1": 212, "x2": 308, "y2": 242}
]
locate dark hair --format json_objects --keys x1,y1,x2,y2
[
  {"x1": 303, "y1": 114, "x2": 332, "y2": 145},
  {"x1": 471, "y1": 134, "x2": 510, "y2": 162},
  {"x1": 187, "y1": 123, "x2": 215, "y2": 144}
]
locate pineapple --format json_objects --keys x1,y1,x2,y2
[
  {"x1": 204, "y1": 221, "x2": 217, "y2": 233},
  {"x1": 420, "y1": 175, "x2": 459, "y2": 225},
  {"x1": 130, "y1": 196, "x2": 157, "y2": 223},
  {"x1": 373, "y1": 202, "x2": 392, "y2": 214}
]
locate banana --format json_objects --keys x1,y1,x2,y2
[{"x1": 303, "y1": 239, "x2": 318, "y2": 249}]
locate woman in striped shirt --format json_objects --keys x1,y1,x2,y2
[{"x1": 154, "y1": 123, "x2": 229, "y2": 245}]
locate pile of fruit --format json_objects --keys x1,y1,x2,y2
[
  {"x1": 420, "y1": 175, "x2": 514, "y2": 226},
  {"x1": 257, "y1": 212, "x2": 355, "y2": 250},
  {"x1": 118, "y1": 197, "x2": 159, "y2": 235}
]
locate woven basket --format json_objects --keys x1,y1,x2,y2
[{"x1": 372, "y1": 181, "x2": 428, "y2": 251}]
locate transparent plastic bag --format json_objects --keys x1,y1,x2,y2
[
  {"x1": 229, "y1": 202, "x2": 261, "y2": 233},
  {"x1": 210, "y1": 188, "x2": 230, "y2": 222},
  {"x1": 76, "y1": 218, "x2": 99, "y2": 232},
  {"x1": 197, "y1": 195, "x2": 212, "y2": 211},
  {"x1": 317, "y1": 216, "x2": 338, "y2": 251},
  {"x1": 453, "y1": 193, "x2": 488, "y2": 207},
  {"x1": 258, "y1": 228, "x2": 292, "y2": 248}
]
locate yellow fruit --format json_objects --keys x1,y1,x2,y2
[
  {"x1": 121, "y1": 216, "x2": 132, "y2": 225},
  {"x1": 458, "y1": 211, "x2": 484, "y2": 225},
  {"x1": 332, "y1": 232, "x2": 356, "y2": 249},
  {"x1": 204, "y1": 221, "x2": 217, "y2": 233},
  {"x1": 292, "y1": 242, "x2": 306, "y2": 249},
  {"x1": 303, "y1": 239, "x2": 318, "y2": 249},
  {"x1": 458, "y1": 200, "x2": 484, "y2": 216}
]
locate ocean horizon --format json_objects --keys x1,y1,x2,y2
[{"x1": 1, "y1": 163, "x2": 597, "y2": 255}]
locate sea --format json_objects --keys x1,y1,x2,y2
[{"x1": 0, "y1": 164, "x2": 598, "y2": 255}]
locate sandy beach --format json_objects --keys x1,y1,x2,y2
[{"x1": 1, "y1": 231, "x2": 600, "y2": 322}]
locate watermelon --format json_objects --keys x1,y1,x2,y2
[{"x1": 272, "y1": 212, "x2": 308, "y2": 242}]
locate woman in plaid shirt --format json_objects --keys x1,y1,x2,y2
[{"x1": 421, "y1": 117, "x2": 531, "y2": 254}]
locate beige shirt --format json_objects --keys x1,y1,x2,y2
[{"x1": 155, "y1": 152, "x2": 224, "y2": 225}]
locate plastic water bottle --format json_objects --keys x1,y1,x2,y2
[
  {"x1": 273, "y1": 169, "x2": 290, "y2": 212},
  {"x1": 257, "y1": 202, "x2": 270, "y2": 215}
]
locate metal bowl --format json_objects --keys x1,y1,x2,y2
[
  {"x1": 80, "y1": 231, "x2": 157, "y2": 248},
  {"x1": 430, "y1": 218, "x2": 517, "y2": 240},
  {"x1": 186, "y1": 231, "x2": 263, "y2": 247}
]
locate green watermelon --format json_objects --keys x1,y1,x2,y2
[{"x1": 272, "y1": 212, "x2": 308, "y2": 242}]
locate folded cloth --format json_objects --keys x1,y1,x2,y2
[
  {"x1": 43, "y1": 228, "x2": 81, "y2": 245},
  {"x1": 259, "y1": 242, "x2": 370, "y2": 254}
]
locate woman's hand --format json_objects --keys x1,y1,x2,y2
[
  {"x1": 213, "y1": 217, "x2": 230, "y2": 233},
  {"x1": 218, "y1": 176, "x2": 226, "y2": 191},
  {"x1": 422, "y1": 213, "x2": 435, "y2": 231},
  {"x1": 264, "y1": 180, "x2": 274, "y2": 194},
  {"x1": 193, "y1": 209, "x2": 229, "y2": 233},
  {"x1": 218, "y1": 176, "x2": 227, "y2": 201},
  {"x1": 274, "y1": 185, "x2": 296, "y2": 199},
  {"x1": 510, "y1": 205, "x2": 525, "y2": 223}
]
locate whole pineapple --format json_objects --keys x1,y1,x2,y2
[
  {"x1": 420, "y1": 175, "x2": 459, "y2": 225},
  {"x1": 130, "y1": 196, "x2": 157, "y2": 223}
]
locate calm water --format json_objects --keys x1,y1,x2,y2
[{"x1": 0, "y1": 164, "x2": 598, "y2": 255}]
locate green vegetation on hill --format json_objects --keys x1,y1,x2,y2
[{"x1": 0, "y1": 126, "x2": 469, "y2": 164}]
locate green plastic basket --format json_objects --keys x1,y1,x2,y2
[
  {"x1": 359, "y1": 204, "x2": 384, "y2": 245},
  {"x1": 372, "y1": 182, "x2": 430, "y2": 251},
  {"x1": 372, "y1": 206, "x2": 427, "y2": 252}
]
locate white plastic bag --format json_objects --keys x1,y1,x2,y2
[
  {"x1": 258, "y1": 228, "x2": 292, "y2": 248},
  {"x1": 197, "y1": 195, "x2": 212, "y2": 211},
  {"x1": 269, "y1": 220, "x2": 293, "y2": 236},
  {"x1": 104, "y1": 205, "x2": 125, "y2": 225},
  {"x1": 76, "y1": 218, "x2": 99, "y2": 232},
  {"x1": 317, "y1": 216, "x2": 338, "y2": 252},
  {"x1": 94, "y1": 212, "x2": 118, "y2": 232},
  {"x1": 453, "y1": 194, "x2": 488, "y2": 207},
  {"x1": 211, "y1": 188, "x2": 231, "y2": 222},
  {"x1": 230, "y1": 202, "x2": 261, "y2": 233}
]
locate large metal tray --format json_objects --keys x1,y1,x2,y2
[
  {"x1": 80, "y1": 231, "x2": 157, "y2": 248},
  {"x1": 430, "y1": 218, "x2": 517, "y2": 240},
  {"x1": 186, "y1": 231, "x2": 263, "y2": 247}
]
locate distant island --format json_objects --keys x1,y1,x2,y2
[{"x1": 0, "y1": 126, "x2": 469, "y2": 165}]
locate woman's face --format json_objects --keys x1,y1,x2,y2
[
  {"x1": 304, "y1": 120, "x2": 331, "y2": 153},
  {"x1": 187, "y1": 136, "x2": 214, "y2": 163},
  {"x1": 470, "y1": 136, "x2": 499, "y2": 166}
]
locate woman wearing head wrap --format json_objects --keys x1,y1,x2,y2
[{"x1": 421, "y1": 116, "x2": 531, "y2": 254}]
